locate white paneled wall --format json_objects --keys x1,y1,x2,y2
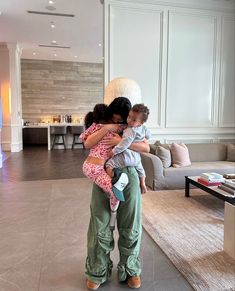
[
  {"x1": 104, "y1": 0, "x2": 235, "y2": 143},
  {"x1": 109, "y1": 5, "x2": 163, "y2": 127},
  {"x1": 219, "y1": 16, "x2": 235, "y2": 127},
  {"x1": 166, "y1": 11, "x2": 216, "y2": 128}
]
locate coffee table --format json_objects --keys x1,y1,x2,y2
[
  {"x1": 185, "y1": 176, "x2": 235, "y2": 205},
  {"x1": 185, "y1": 176, "x2": 235, "y2": 258}
]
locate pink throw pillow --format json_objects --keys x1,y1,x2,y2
[{"x1": 170, "y1": 143, "x2": 191, "y2": 168}]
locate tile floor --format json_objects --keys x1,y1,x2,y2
[{"x1": 0, "y1": 148, "x2": 194, "y2": 291}]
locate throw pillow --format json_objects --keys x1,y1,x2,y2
[
  {"x1": 150, "y1": 144, "x2": 157, "y2": 154},
  {"x1": 151, "y1": 140, "x2": 166, "y2": 155},
  {"x1": 155, "y1": 145, "x2": 171, "y2": 168},
  {"x1": 170, "y1": 143, "x2": 191, "y2": 168},
  {"x1": 227, "y1": 143, "x2": 235, "y2": 162},
  {"x1": 154, "y1": 140, "x2": 161, "y2": 146}
]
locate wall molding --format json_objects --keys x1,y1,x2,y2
[
  {"x1": 107, "y1": 2, "x2": 164, "y2": 127},
  {"x1": 218, "y1": 15, "x2": 235, "y2": 127},
  {"x1": 108, "y1": 0, "x2": 235, "y2": 13},
  {"x1": 11, "y1": 142, "x2": 23, "y2": 152},
  {"x1": 165, "y1": 10, "x2": 217, "y2": 127}
]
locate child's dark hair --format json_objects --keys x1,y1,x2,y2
[
  {"x1": 84, "y1": 112, "x2": 93, "y2": 129},
  {"x1": 131, "y1": 104, "x2": 150, "y2": 122},
  {"x1": 107, "y1": 97, "x2": 131, "y2": 124},
  {"x1": 84, "y1": 104, "x2": 108, "y2": 129}
]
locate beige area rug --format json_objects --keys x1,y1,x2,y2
[{"x1": 142, "y1": 189, "x2": 235, "y2": 291}]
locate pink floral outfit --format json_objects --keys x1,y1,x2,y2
[{"x1": 80, "y1": 123, "x2": 125, "y2": 210}]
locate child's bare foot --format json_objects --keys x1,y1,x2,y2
[{"x1": 141, "y1": 184, "x2": 147, "y2": 194}]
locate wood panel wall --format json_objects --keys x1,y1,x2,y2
[{"x1": 21, "y1": 59, "x2": 103, "y2": 122}]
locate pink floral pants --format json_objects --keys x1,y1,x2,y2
[{"x1": 83, "y1": 161, "x2": 119, "y2": 211}]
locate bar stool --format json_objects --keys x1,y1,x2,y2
[
  {"x1": 50, "y1": 126, "x2": 67, "y2": 150},
  {"x1": 70, "y1": 126, "x2": 85, "y2": 149}
]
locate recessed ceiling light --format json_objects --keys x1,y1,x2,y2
[
  {"x1": 45, "y1": 5, "x2": 56, "y2": 11},
  {"x1": 74, "y1": 55, "x2": 78, "y2": 58},
  {"x1": 49, "y1": 0, "x2": 55, "y2": 4},
  {"x1": 98, "y1": 43, "x2": 102, "y2": 47},
  {"x1": 51, "y1": 40, "x2": 57, "y2": 44},
  {"x1": 50, "y1": 22, "x2": 55, "y2": 28},
  {"x1": 33, "y1": 52, "x2": 36, "y2": 55},
  {"x1": 54, "y1": 53, "x2": 57, "y2": 57}
]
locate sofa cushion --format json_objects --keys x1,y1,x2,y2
[
  {"x1": 186, "y1": 143, "x2": 227, "y2": 162},
  {"x1": 150, "y1": 144, "x2": 157, "y2": 154},
  {"x1": 151, "y1": 141, "x2": 171, "y2": 155},
  {"x1": 227, "y1": 144, "x2": 235, "y2": 162},
  {"x1": 155, "y1": 145, "x2": 171, "y2": 168},
  {"x1": 170, "y1": 143, "x2": 191, "y2": 168}
]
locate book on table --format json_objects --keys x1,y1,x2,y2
[
  {"x1": 198, "y1": 172, "x2": 224, "y2": 186},
  {"x1": 197, "y1": 178, "x2": 222, "y2": 186},
  {"x1": 223, "y1": 179, "x2": 235, "y2": 189},
  {"x1": 218, "y1": 184, "x2": 235, "y2": 195},
  {"x1": 201, "y1": 172, "x2": 224, "y2": 182},
  {"x1": 223, "y1": 173, "x2": 235, "y2": 179}
]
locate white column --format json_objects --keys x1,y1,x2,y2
[
  {"x1": 0, "y1": 129, "x2": 2, "y2": 168},
  {"x1": 0, "y1": 94, "x2": 2, "y2": 167},
  {"x1": 7, "y1": 43, "x2": 23, "y2": 152},
  {"x1": 0, "y1": 44, "x2": 10, "y2": 152}
]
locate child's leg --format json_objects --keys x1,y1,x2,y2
[
  {"x1": 135, "y1": 162, "x2": 147, "y2": 194},
  {"x1": 95, "y1": 172, "x2": 119, "y2": 211},
  {"x1": 106, "y1": 166, "x2": 114, "y2": 178},
  {"x1": 95, "y1": 171, "x2": 120, "y2": 230},
  {"x1": 139, "y1": 176, "x2": 147, "y2": 194},
  {"x1": 83, "y1": 162, "x2": 119, "y2": 208}
]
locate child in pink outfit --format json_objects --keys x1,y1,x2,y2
[{"x1": 80, "y1": 104, "x2": 127, "y2": 228}]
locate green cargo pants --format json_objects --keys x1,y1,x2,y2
[{"x1": 85, "y1": 167, "x2": 142, "y2": 284}]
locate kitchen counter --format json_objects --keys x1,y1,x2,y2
[
  {"x1": 23, "y1": 122, "x2": 83, "y2": 128},
  {"x1": 22, "y1": 123, "x2": 84, "y2": 150}
]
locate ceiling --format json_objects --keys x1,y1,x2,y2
[{"x1": 0, "y1": 0, "x2": 103, "y2": 63}]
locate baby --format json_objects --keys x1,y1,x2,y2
[{"x1": 106, "y1": 103, "x2": 151, "y2": 193}]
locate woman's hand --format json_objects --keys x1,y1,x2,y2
[
  {"x1": 102, "y1": 133, "x2": 122, "y2": 147},
  {"x1": 104, "y1": 124, "x2": 120, "y2": 132},
  {"x1": 84, "y1": 125, "x2": 114, "y2": 149},
  {"x1": 107, "y1": 150, "x2": 114, "y2": 159}
]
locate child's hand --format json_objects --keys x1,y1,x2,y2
[{"x1": 107, "y1": 150, "x2": 114, "y2": 159}]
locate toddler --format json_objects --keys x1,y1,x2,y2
[
  {"x1": 106, "y1": 103, "x2": 151, "y2": 193},
  {"x1": 80, "y1": 104, "x2": 128, "y2": 229}
]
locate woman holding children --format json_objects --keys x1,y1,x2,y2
[{"x1": 81, "y1": 79, "x2": 150, "y2": 290}]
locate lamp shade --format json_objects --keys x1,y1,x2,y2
[{"x1": 104, "y1": 77, "x2": 142, "y2": 106}]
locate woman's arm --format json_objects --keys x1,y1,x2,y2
[
  {"x1": 103, "y1": 134, "x2": 150, "y2": 153},
  {"x1": 129, "y1": 139, "x2": 150, "y2": 153},
  {"x1": 84, "y1": 124, "x2": 120, "y2": 149}
]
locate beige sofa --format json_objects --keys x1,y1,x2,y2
[{"x1": 140, "y1": 143, "x2": 235, "y2": 190}]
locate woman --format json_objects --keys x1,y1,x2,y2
[{"x1": 84, "y1": 97, "x2": 150, "y2": 290}]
